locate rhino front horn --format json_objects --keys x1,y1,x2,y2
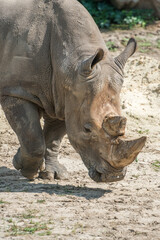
[
  {"x1": 102, "y1": 114, "x2": 127, "y2": 136},
  {"x1": 111, "y1": 136, "x2": 147, "y2": 168}
]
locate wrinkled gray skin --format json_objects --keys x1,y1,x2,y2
[{"x1": 0, "y1": 0, "x2": 146, "y2": 182}]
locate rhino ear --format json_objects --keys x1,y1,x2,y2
[
  {"x1": 80, "y1": 48, "x2": 104, "y2": 75},
  {"x1": 115, "y1": 38, "x2": 137, "y2": 70}
]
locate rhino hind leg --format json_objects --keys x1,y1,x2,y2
[
  {"x1": 39, "y1": 115, "x2": 68, "y2": 180},
  {"x1": 1, "y1": 96, "x2": 45, "y2": 180}
]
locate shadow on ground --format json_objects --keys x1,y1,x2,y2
[{"x1": 0, "y1": 167, "x2": 112, "y2": 200}]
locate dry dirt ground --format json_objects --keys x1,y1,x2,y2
[{"x1": 0, "y1": 23, "x2": 160, "y2": 240}]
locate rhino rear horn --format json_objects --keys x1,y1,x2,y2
[
  {"x1": 115, "y1": 38, "x2": 137, "y2": 70},
  {"x1": 80, "y1": 48, "x2": 104, "y2": 75}
]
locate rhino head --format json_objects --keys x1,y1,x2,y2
[{"x1": 64, "y1": 38, "x2": 146, "y2": 182}]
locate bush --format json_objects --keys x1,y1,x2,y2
[{"x1": 78, "y1": 0, "x2": 157, "y2": 29}]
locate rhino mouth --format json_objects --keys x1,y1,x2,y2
[{"x1": 88, "y1": 162, "x2": 127, "y2": 183}]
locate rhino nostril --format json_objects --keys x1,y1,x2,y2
[
  {"x1": 84, "y1": 123, "x2": 92, "y2": 133},
  {"x1": 84, "y1": 127, "x2": 91, "y2": 133}
]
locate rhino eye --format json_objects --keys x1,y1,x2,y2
[{"x1": 84, "y1": 123, "x2": 92, "y2": 133}]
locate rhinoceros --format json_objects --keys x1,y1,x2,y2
[{"x1": 0, "y1": 0, "x2": 146, "y2": 182}]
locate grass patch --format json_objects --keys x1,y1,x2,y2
[
  {"x1": 151, "y1": 160, "x2": 160, "y2": 171},
  {"x1": 7, "y1": 219, "x2": 13, "y2": 223},
  {"x1": 37, "y1": 200, "x2": 45, "y2": 204},
  {"x1": 121, "y1": 37, "x2": 130, "y2": 46},
  {"x1": 135, "y1": 157, "x2": 138, "y2": 163},
  {"x1": 139, "y1": 41, "x2": 152, "y2": 47},
  {"x1": 132, "y1": 174, "x2": 139, "y2": 179},
  {"x1": 21, "y1": 214, "x2": 36, "y2": 219},
  {"x1": 0, "y1": 199, "x2": 9, "y2": 204},
  {"x1": 15, "y1": 209, "x2": 38, "y2": 220},
  {"x1": 23, "y1": 223, "x2": 48, "y2": 233},
  {"x1": 71, "y1": 223, "x2": 84, "y2": 234},
  {"x1": 106, "y1": 41, "x2": 118, "y2": 51},
  {"x1": 134, "y1": 37, "x2": 152, "y2": 52},
  {"x1": 137, "y1": 129, "x2": 149, "y2": 134},
  {"x1": 38, "y1": 230, "x2": 52, "y2": 236},
  {"x1": 8, "y1": 222, "x2": 50, "y2": 236},
  {"x1": 139, "y1": 48, "x2": 150, "y2": 53},
  {"x1": 156, "y1": 40, "x2": 160, "y2": 49}
]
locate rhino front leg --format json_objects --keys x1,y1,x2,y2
[
  {"x1": 39, "y1": 114, "x2": 68, "y2": 180},
  {"x1": 1, "y1": 97, "x2": 45, "y2": 180}
]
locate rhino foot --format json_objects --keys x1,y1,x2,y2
[
  {"x1": 13, "y1": 149, "x2": 44, "y2": 180},
  {"x1": 39, "y1": 160, "x2": 69, "y2": 180},
  {"x1": 13, "y1": 157, "x2": 40, "y2": 180},
  {"x1": 20, "y1": 169, "x2": 39, "y2": 180},
  {"x1": 12, "y1": 149, "x2": 22, "y2": 170}
]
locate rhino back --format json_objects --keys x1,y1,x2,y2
[{"x1": 0, "y1": 0, "x2": 107, "y2": 118}]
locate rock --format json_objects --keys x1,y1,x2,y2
[
  {"x1": 152, "y1": 84, "x2": 160, "y2": 94},
  {"x1": 110, "y1": 0, "x2": 160, "y2": 18},
  {"x1": 110, "y1": 0, "x2": 139, "y2": 9}
]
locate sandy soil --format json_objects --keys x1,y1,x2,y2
[{"x1": 0, "y1": 23, "x2": 160, "y2": 240}]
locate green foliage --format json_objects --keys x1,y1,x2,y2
[
  {"x1": 78, "y1": 0, "x2": 157, "y2": 29},
  {"x1": 156, "y1": 40, "x2": 160, "y2": 49},
  {"x1": 105, "y1": 41, "x2": 118, "y2": 51}
]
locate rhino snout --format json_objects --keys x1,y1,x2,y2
[
  {"x1": 87, "y1": 135, "x2": 146, "y2": 183},
  {"x1": 88, "y1": 165, "x2": 127, "y2": 183}
]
